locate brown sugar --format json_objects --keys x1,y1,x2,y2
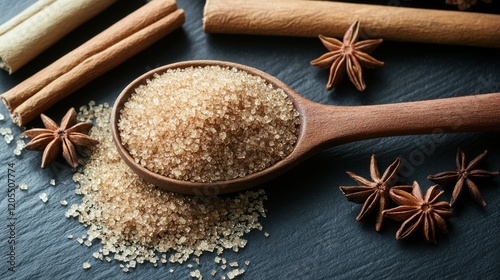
[
  {"x1": 118, "y1": 65, "x2": 300, "y2": 182},
  {"x1": 69, "y1": 103, "x2": 268, "y2": 273}
]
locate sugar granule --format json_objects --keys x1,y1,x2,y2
[
  {"x1": 14, "y1": 139, "x2": 25, "y2": 156},
  {"x1": 118, "y1": 66, "x2": 300, "y2": 183},
  {"x1": 227, "y1": 268, "x2": 245, "y2": 279},
  {"x1": 70, "y1": 104, "x2": 268, "y2": 275},
  {"x1": 0, "y1": 127, "x2": 11, "y2": 135},
  {"x1": 82, "y1": 262, "x2": 91, "y2": 269},
  {"x1": 190, "y1": 269, "x2": 202, "y2": 279},
  {"x1": 19, "y1": 183, "x2": 28, "y2": 191},
  {"x1": 39, "y1": 193, "x2": 48, "y2": 203}
]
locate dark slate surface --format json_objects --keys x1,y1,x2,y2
[{"x1": 1, "y1": 0, "x2": 500, "y2": 279}]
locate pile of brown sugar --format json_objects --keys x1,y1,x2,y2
[
  {"x1": 118, "y1": 65, "x2": 300, "y2": 182},
  {"x1": 68, "y1": 103, "x2": 268, "y2": 276}
]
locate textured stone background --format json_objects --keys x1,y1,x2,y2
[{"x1": 1, "y1": 0, "x2": 499, "y2": 279}]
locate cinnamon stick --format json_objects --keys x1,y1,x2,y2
[
  {"x1": 0, "y1": 0, "x2": 117, "y2": 74},
  {"x1": 1, "y1": 0, "x2": 185, "y2": 126},
  {"x1": 203, "y1": 0, "x2": 500, "y2": 48}
]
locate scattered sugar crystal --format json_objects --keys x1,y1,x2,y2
[
  {"x1": 19, "y1": 183, "x2": 28, "y2": 190},
  {"x1": 60, "y1": 200, "x2": 68, "y2": 206},
  {"x1": 221, "y1": 265, "x2": 227, "y2": 270},
  {"x1": 211, "y1": 270, "x2": 217, "y2": 276},
  {"x1": 118, "y1": 66, "x2": 300, "y2": 183},
  {"x1": 0, "y1": 113, "x2": 4, "y2": 120},
  {"x1": 215, "y1": 256, "x2": 221, "y2": 264},
  {"x1": 82, "y1": 262, "x2": 91, "y2": 269},
  {"x1": 4, "y1": 134, "x2": 13, "y2": 144},
  {"x1": 50, "y1": 179, "x2": 56, "y2": 186},
  {"x1": 264, "y1": 232, "x2": 270, "y2": 237},
  {"x1": 244, "y1": 261, "x2": 250, "y2": 266},
  {"x1": 15, "y1": 139, "x2": 25, "y2": 155},
  {"x1": 16, "y1": 139, "x2": 25, "y2": 147},
  {"x1": 128, "y1": 260, "x2": 136, "y2": 268},
  {"x1": 39, "y1": 193, "x2": 48, "y2": 203},
  {"x1": 229, "y1": 262, "x2": 238, "y2": 267},
  {"x1": 92, "y1": 252, "x2": 100, "y2": 259},
  {"x1": 190, "y1": 269, "x2": 202, "y2": 279},
  {"x1": 169, "y1": 268, "x2": 174, "y2": 273},
  {"x1": 227, "y1": 268, "x2": 245, "y2": 279},
  {"x1": 76, "y1": 238, "x2": 83, "y2": 244},
  {"x1": 68, "y1": 235, "x2": 73, "y2": 239},
  {"x1": 0, "y1": 127, "x2": 11, "y2": 135},
  {"x1": 187, "y1": 264, "x2": 193, "y2": 268}
]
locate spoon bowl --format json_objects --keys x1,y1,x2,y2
[{"x1": 111, "y1": 60, "x2": 500, "y2": 195}]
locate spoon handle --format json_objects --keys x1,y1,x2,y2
[{"x1": 303, "y1": 92, "x2": 500, "y2": 149}]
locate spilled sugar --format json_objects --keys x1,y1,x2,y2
[
  {"x1": 118, "y1": 65, "x2": 300, "y2": 183},
  {"x1": 69, "y1": 103, "x2": 267, "y2": 276},
  {"x1": 39, "y1": 192, "x2": 48, "y2": 203}
]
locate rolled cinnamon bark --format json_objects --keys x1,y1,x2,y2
[
  {"x1": 1, "y1": 0, "x2": 185, "y2": 126},
  {"x1": 0, "y1": 0, "x2": 117, "y2": 74},
  {"x1": 203, "y1": 0, "x2": 500, "y2": 48}
]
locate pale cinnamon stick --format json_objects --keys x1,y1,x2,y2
[
  {"x1": 203, "y1": 0, "x2": 500, "y2": 48},
  {"x1": 2, "y1": 0, "x2": 178, "y2": 112},
  {"x1": 0, "y1": 0, "x2": 117, "y2": 74},
  {"x1": 1, "y1": 0, "x2": 185, "y2": 126}
]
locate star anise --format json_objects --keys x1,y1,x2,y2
[
  {"x1": 339, "y1": 154, "x2": 411, "y2": 231},
  {"x1": 310, "y1": 21, "x2": 384, "y2": 91},
  {"x1": 428, "y1": 148, "x2": 499, "y2": 207},
  {"x1": 23, "y1": 108, "x2": 99, "y2": 169},
  {"x1": 383, "y1": 181, "x2": 452, "y2": 244}
]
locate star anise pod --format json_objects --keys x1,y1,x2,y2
[
  {"x1": 339, "y1": 154, "x2": 411, "y2": 231},
  {"x1": 383, "y1": 181, "x2": 452, "y2": 244},
  {"x1": 428, "y1": 148, "x2": 499, "y2": 207},
  {"x1": 23, "y1": 108, "x2": 99, "y2": 169},
  {"x1": 310, "y1": 21, "x2": 384, "y2": 91}
]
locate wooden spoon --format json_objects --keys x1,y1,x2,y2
[{"x1": 111, "y1": 60, "x2": 500, "y2": 195}]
